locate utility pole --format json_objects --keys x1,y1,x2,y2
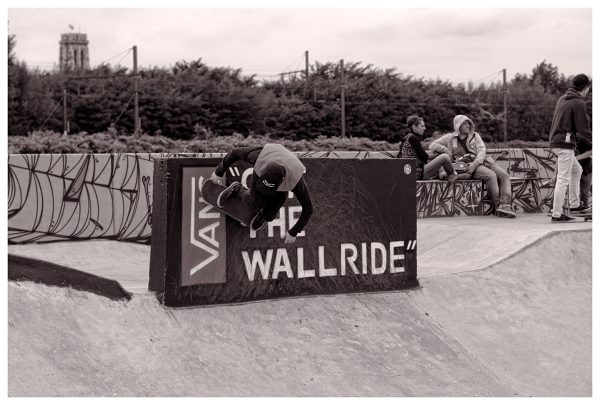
[
  {"x1": 63, "y1": 88, "x2": 68, "y2": 136},
  {"x1": 133, "y1": 45, "x2": 140, "y2": 137},
  {"x1": 503, "y1": 68, "x2": 507, "y2": 143},
  {"x1": 304, "y1": 50, "x2": 309, "y2": 79},
  {"x1": 304, "y1": 50, "x2": 309, "y2": 98},
  {"x1": 340, "y1": 59, "x2": 346, "y2": 137}
]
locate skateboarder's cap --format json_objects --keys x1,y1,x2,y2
[{"x1": 257, "y1": 163, "x2": 285, "y2": 195}]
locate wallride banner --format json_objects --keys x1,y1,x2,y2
[{"x1": 150, "y1": 157, "x2": 418, "y2": 306}]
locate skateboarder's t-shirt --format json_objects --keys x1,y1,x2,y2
[{"x1": 215, "y1": 146, "x2": 313, "y2": 237}]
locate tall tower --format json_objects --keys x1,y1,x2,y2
[{"x1": 59, "y1": 32, "x2": 90, "y2": 71}]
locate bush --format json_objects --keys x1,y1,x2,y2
[{"x1": 8, "y1": 130, "x2": 550, "y2": 154}]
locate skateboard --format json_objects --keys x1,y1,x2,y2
[
  {"x1": 200, "y1": 180, "x2": 263, "y2": 230},
  {"x1": 547, "y1": 208, "x2": 592, "y2": 221},
  {"x1": 568, "y1": 212, "x2": 592, "y2": 221}
]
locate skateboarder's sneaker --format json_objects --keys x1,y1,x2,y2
[
  {"x1": 250, "y1": 211, "x2": 266, "y2": 231},
  {"x1": 496, "y1": 204, "x2": 516, "y2": 218},
  {"x1": 551, "y1": 213, "x2": 576, "y2": 222},
  {"x1": 217, "y1": 182, "x2": 242, "y2": 208}
]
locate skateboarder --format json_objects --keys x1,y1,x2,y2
[
  {"x1": 549, "y1": 73, "x2": 592, "y2": 222},
  {"x1": 429, "y1": 115, "x2": 516, "y2": 218},
  {"x1": 211, "y1": 143, "x2": 313, "y2": 244}
]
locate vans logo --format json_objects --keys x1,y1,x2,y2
[{"x1": 180, "y1": 167, "x2": 226, "y2": 285}]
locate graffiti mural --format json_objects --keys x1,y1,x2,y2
[
  {"x1": 416, "y1": 180, "x2": 484, "y2": 218},
  {"x1": 8, "y1": 152, "x2": 223, "y2": 244},
  {"x1": 454, "y1": 181, "x2": 485, "y2": 216},
  {"x1": 9, "y1": 154, "x2": 152, "y2": 243},
  {"x1": 487, "y1": 148, "x2": 556, "y2": 179},
  {"x1": 8, "y1": 148, "x2": 558, "y2": 243},
  {"x1": 416, "y1": 181, "x2": 454, "y2": 218}
]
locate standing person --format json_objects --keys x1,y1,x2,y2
[
  {"x1": 430, "y1": 115, "x2": 516, "y2": 218},
  {"x1": 576, "y1": 139, "x2": 592, "y2": 210},
  {"x1": 211, "y1": 143, "x2": 313, "y2": 243},
  {"x1": 549, "y1": 73, "x2": 592, "y2": 222},
  {"x1": 397, "y1": 115, "x2": 458, "y2": 181}
]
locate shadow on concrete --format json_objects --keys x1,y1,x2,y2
[{"x1": 8, "y1": 254, "x2": 132, "y2": 301}]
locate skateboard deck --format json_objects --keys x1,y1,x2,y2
[
  {"x1": 200, "y1": 180, "x2": 262, "y2": 229},
  {"x1": 567, "y1": 206, "x2": 592, "y2": 221},
  {"x1": 547, "y1": 208, "x2": 592, "y2": 221},
  {"x1": 569, "y1": 212, "x2": 592, "y2": 221}
]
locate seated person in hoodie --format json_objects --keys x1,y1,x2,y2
[
  {"x1": 211, "y1": 143, "x2": 313, "y2": 244},
  {"x1": 429, "y1": 115, "x2": 516, "y2": 218},
  {"x1": 397, "y1": 115, "x2": 458, "y2": 181}
]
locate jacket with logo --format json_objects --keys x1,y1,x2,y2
[{"x1": 549, "y1": 88, "x2": 592, "y2": 150}]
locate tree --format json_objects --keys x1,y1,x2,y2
[{"x1": 530, "y1": 60, "x2": 569, "y2": 94}]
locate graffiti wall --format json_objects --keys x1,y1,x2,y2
[{"x1": 7, "y1": 148, "x2": 557, "y2": 244}]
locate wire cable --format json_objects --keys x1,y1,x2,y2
[
  {"x1": 98, "y1": 47, "x2": 132, "y2": 65},
  {"x1": 38, "y1": 99, "x2": 63, "y2": 130},
  {"x1": 112, "y1": 93, "x2": 135, "y2": 126}
]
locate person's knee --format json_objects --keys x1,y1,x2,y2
[
  {"x1": 496, "y1": 168, "x2": 509, "y2": 181},
  {"x1": 440, "y1": 154, "x2": 451, "y2": 164},
  {"x1": 481, "y1": 172, "x2": 496, "y2": 183}
]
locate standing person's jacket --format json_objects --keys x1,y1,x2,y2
[
  {"x1": 214, "y1": 144, "x2": 313, "y2": 236},
  {"x1": 549, "y1": 88, "x2": 592, "y2": 150},
  {"x1": 429, "y1": 115, "x2": 488, "y2": 169},
  {"x1": 397, "y1": 132, "x2": 429, "y2": 180}
]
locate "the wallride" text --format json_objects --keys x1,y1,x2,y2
[{"x1": 241, "y1": 241, "x2": 406, "y2": 281}]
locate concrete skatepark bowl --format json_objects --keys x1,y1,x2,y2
[{"x1": 8, "y1": 215, "x2": 592, "y2": 396}]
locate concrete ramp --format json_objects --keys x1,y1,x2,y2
[
  {"x1": 8, "y1": 280, "x2": 512, "y2": 396},
  {"x1": 410, "y1": 230, "x2": 592, "y2": 396},
  {"x1": 8, "y1": 229, "x2": 591, "y2": 396}
]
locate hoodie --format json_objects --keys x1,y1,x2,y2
[
  {"x1": 549, "y1": 88, "x2": 592, "y2": 150},
  {"x1": 429, "y1": 115, "x2": 487, "y2": 166}
]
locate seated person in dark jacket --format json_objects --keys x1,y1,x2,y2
[
  {"x1": 211, "y1": 143, "x2": 313, "y2": 244},
  {"x1": 397, "y1": 115, "x2": 458, "y2": 181}
]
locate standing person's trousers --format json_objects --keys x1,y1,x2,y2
[{"x1": 552, "y1": 148, "x2": 583, "y2": 217}]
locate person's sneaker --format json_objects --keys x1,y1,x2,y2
[
  {"x1": 570, "y1": 205, "x2": 591, "y2": 214},
  {"x1": 446, "y1": 173, "x2": 458, "y2": 182},
  {"x1": 496, "y1": 203, "x2": 516, "y2": 218},
  {"x1": 250, "y1": 211, "x2": 266, "y2": 231},
  {"x1": 217, "y1": 182, "x2": 242, "y2": 208},
  {"x1": 551, "y1": 213, "x2": 576, "y2": 222}
]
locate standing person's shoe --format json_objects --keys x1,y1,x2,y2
[
  {"x1": 496, "y1": 203, "x2": 517, "y2": 218},
  {"x1": 570, "y1": 205, "x2": 591, "y2": 214},
  {"x1": 217, "y1": 182, "x2": 242, "y2": 208},
  {"x1": 551, "y1": 214, "x2": 576, "y2": 222}
]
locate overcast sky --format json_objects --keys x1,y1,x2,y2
[{"x1": 7, "y1": 6, "x2": 593, "y2": 85}]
